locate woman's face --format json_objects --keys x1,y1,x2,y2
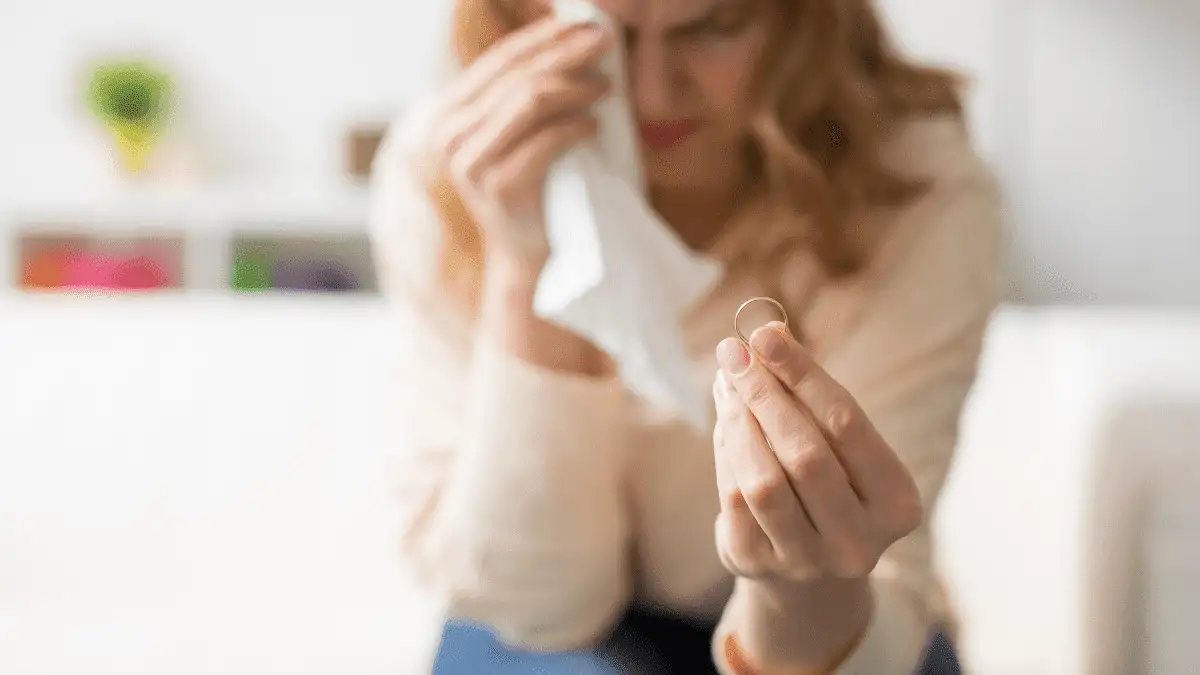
[{"x1": 581, "y1": 0, "x2": 772, "y2": 191}]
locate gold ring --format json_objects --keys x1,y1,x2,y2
[{"x1": 734, "y1": 296, "x2": 788, "y2": 344}]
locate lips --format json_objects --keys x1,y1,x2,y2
[{"x1": 638, "y1": 119, "x2": 703, "y2": 150}]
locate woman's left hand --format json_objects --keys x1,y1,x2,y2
[{"x1": 712, "y1": 322, "x2": 923, "y2": 583}]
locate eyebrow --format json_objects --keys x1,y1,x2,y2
[{"x1": 665, "y1": 0, "x2": 751, "y2": 33}]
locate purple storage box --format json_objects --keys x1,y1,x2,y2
[{"x1": 271, "y1": 260, "x2": 359, "y2": 291}]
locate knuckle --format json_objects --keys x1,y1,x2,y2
[
  {"x1": 742, "y1": 475, "x2": 786, "y2": 510},
  {"x1": 526, "y1": 79, "x2": 558, "y2": 108},
  {"x1": 774, "y1": 548, "x2": 800, "y2": 571},
  {"x1": 784, "y1": 565, "x2": 823, "y2": 584},
  {"x1": 778, "y1": 442, "x2": 825, "y2": 482},
  {"x1": 825, "y1": 403, "x2": 860, "y2": 440},
  {"x1": 827, "y1": 537, "x2": 877, "y2": 578},
  {"x1": 728, "y1": 549, "x2": 769, "y2": 579},
  {"x1": 774, "y1": 546, "x2": 815, "y2": 576},
  {"x1": 742, "y1": 560, "x2": 771, "y2": 579},
  {"x1": 832, "y1": 552, "x2": 876, "y2": 579},
  {"x1": 716, "y1": 517, "x2": 762, "y2": 577},
  {"x1": 719, "y1": 546, "x2": 747, "y2": 576},
  {"x1": 478, "y1": 169, "x2": 502, "y2": 198},
  {"x1": 529, "y1": 50, "x2": 562, "y2": 77},
  {"x1": 721, "y1": 486, "x2": 747, "y2": 510},
  {"x1": 482, "y1": 171, "x2": 516, "y2": 204},
  {"x1": 783, "y1": 566, "x2": 822, "y2": 583},
  {"x1": 520, "y1": 81, "x2": 541, "y2": 109}
]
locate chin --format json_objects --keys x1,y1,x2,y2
[{"x1": 641, "y1": 150, "x2": 712, "y2": 189}]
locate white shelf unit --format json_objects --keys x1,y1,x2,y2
[{"x1": 2, "y1": 184, "x2": 379, "y2": 294}]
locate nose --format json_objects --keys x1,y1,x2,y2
[{"x1": 626, "y1": 37, "x2": 679, "y2": 118}]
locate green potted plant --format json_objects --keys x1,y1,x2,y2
[{"x1": 86, "y1": 58, "x2": 174, "y2": 174}]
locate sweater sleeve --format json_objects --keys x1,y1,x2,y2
[
  {"x1": 368, "y1": 104, "x2": 634, "y2": 651},
  {"x1": 713, "y1": 124, "x2": 1005, "y2": 674}
]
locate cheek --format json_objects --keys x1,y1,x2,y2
[
  {"x1": 687, "y1": 38, "x2": 768, "y2": 134},
  {"x1": 696, "y1": 60, "x2": 756, "y2": 124}
]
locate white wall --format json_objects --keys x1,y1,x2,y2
[
  {"x1": 884, "y1": 0, "x2": 1200, "y2": 306},
  {"x1": 0, "y1": 1, "x2": 450, "y2": 201},
  {"x1": 2, "y1": 0, "x2": 1199, "y2": 305},
  {"x1": 0, "y1": 0, "x2": 997, "y2": 198},
  {"x1": 1001, "y1": 1, "x2": 1200, "y2": 305}
]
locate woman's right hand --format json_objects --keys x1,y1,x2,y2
[{"x1": 422, "y1": 18, "x2": 614, "y2": 285}]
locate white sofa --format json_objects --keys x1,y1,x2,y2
[
  {"x1": 2, "y1": 297, "x2": 1198, "y2": 675},
  {"x1": 937, "y1": 307, "x2": 1200, "y2": 675}
]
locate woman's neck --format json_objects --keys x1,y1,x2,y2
[{"x1": 651, "y1": 177, "x2": 753, "y2": 253}]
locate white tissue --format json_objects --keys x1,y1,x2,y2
[{"x1": 536, "y1": 0, "x2": 725, "y2": 432}]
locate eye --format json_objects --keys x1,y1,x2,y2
[
  {"x1": 694, "y1": 18, "x2": 743, "y2": 37},
  {"x1": 685, "y1": 6, "x2": 752, "y2": 38}
]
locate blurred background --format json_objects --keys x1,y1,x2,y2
[{"x1": 1, "y1": 1, "x2": 1198, "y2": 674}]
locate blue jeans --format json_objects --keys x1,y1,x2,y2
[{"x1": 432, "y1": 607, "x2": 962, "y2": 674}]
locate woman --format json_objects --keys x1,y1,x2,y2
[{"x1": 369, "y1": 0, "x2": 1002, "y2": 672}]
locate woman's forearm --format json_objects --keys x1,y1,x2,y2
[
  {"x1": 730, "y1": 577, "x2": 872, "y2": 674},
  {"x1": 422, "y1": 262, "x2": 630, "y2": 650}
]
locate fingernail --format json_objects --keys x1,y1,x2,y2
[
  {"x1": 750, "y1": 326, "x2": 789, "y2": 364},
  {"x1": 718, "y1": 338, "x2": 751, "y2": 376}
]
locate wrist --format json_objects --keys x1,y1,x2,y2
[
  {"x1": 745, "y1": 575, "x2": 870, "y2": 608},
  {"x1": 484, "y1": 252, "x2": 545, "y2": 297},
  {"x1": 482, "y1": 272, "x2": 538, "y2": 316},
  {"x1": 479, "y1": 260, "x2": 611, "y2": 378},
  {"x1": 730, "y1": 577, "x2": 872, "y2": 674}
]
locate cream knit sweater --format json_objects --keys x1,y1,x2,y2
[{"x1": 368, "y1": 102, "x2": 1004, "y2": 674}]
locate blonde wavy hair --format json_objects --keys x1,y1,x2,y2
[{"x1": 430, "y1": 0, "x2": 963, "y2": 312}]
